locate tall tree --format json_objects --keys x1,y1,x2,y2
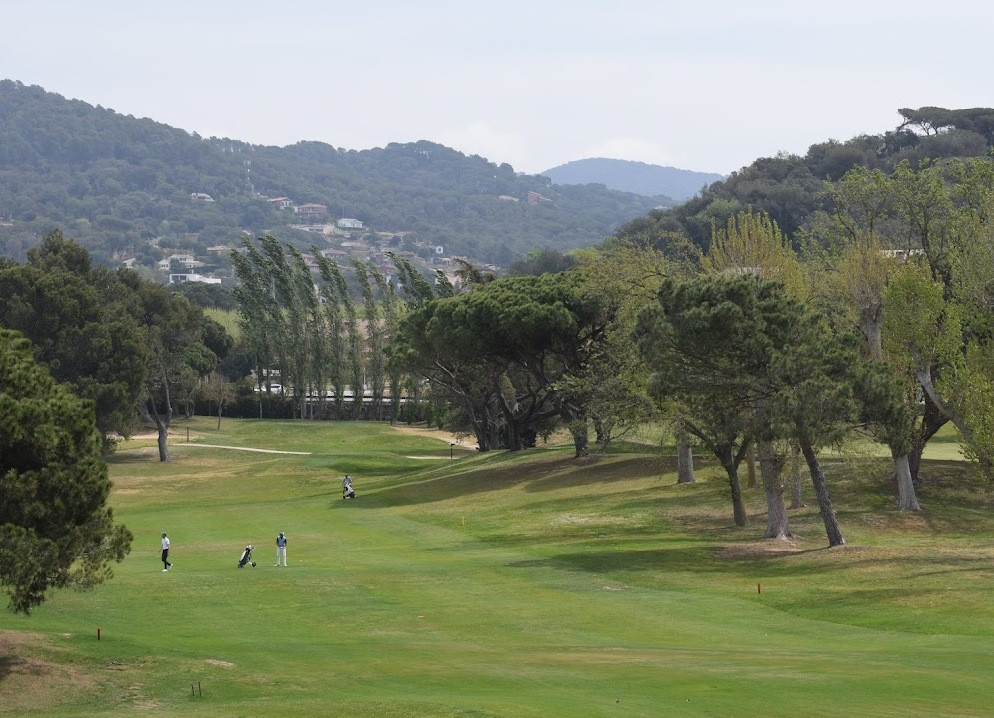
[
  {"x1": 314, "y1": 253, "x2": 351, "y2": 418},
  {"x1": 0, "y1": 230, "x2": 148, "y2": 448},
  {"x1": 0, "y1": 330, "x2": 133, "y2": 614},
  {"x1": 122, "y1": 273, "x2": 218, "y2": 461}
]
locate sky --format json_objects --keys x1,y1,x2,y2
[{"x1": 3, "y1": 0, "x2": 992, "y2": 176}]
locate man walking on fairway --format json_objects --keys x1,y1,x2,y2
[
  {"x1": 161, "y1": 532, "x2": 172, "y2": 571},
  {"x1": 275, "y1": 531, "x2": 288, "y2": 567}
]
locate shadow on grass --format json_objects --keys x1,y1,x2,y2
[
  {"x1": 0, "y1": 653, "x2": 38, "y2": 684},
  {"x1": 503, "y1": 544, "x2": 838, "y2": 578},
  {"x1": 346, "y1": 453, "x2": 675, "y2": 509}
]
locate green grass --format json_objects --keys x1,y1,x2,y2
[
  {"x1": 203, "y1": 308, "x2": 240, "y2": 341},
  {"x1": 2, "y1": 418, "x2": 994, "y2": 716}
]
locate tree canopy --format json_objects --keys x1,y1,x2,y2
[{"x1": 0, "y1": 330, "x2": 132, "y2": 613}]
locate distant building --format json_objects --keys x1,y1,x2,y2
[
  {"x1": 337, "y1": 218, "x2": 364, "y2": 229},
  {"x1": 497, "y1": 194, "x2": 519, "y2": 202},
  {"x1": 881, "y1": 249, "x2": 924, "y2": 261},
  {"x1": 190, "y1": 192, "x2": 216, "y2": 202},
  {"x1": 169, "y1": 273, "x2": 222, "y2": 285},
  {"x1": 526, "y1": 191, "x2": 551, "y2": 205},
  {"x1": 157, "y1": 253, "x2": 202, "y2": 271},
  {"x1": 268, "y1": 197, "x2": 295, "y2": 210},
  {"x1": 296, "y1": 203, "x2": 329, "y2": 222},
  {"x1": 290, "y1": 224, "x2": 328, "y2": 234}
]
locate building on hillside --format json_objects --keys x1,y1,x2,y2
[
  {"x1": 169, "y1": 273, "x2": 222, "y2": 285},
  {"x1": 497, "y1": 194, "x2": 519, "y2": 202},
  {"x1": 526, "y1": 191, "x2": 551, "y2": 205},
  {"x1": 337, "y1": 218, "x2": 364, "y2": 229},
  {"x1": 157, "y1": 253, "x2": 203, "y2": 271},
  {"x1": 880, "y1": 249, "x2": 925, "y2": 261},
  {"x1": 290, "y1": 224, "x2": 328, "y2": 234},
  {"x1": 319, "y1": 248, "x2": 349, "y2": 260},
  {"x1": 296, "y1": 203, "x2": 328, "y2": 222},
  {"x1": 190, "y1": 192, "x2": 216, "y2": 202},
  {"x1": 268, "y1": 197, "x2": 295, "y2": 210}
]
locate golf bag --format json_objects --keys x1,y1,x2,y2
[
  {"x1": 342, "y1": 475, "x2": 355, "y2": 499},
  {"x1": 238, "y1": 545, "x2": 256, "y2": 568}
]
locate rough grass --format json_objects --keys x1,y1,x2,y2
[
  {"x1": 203, "y1": 308, "x2": 240, "y2": 341},
  {"x1": 1, "y1": 418, "x2": 993, "y2": 717}
]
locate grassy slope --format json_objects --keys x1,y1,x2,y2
[{"x1": 1, "y1": 419, "x2": 993, "y2": 717}]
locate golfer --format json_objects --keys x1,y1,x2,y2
[
  {"x1": 275, "y1": 531, "x2": 288, "y2": 567},
  {"x1": 161, "y1": 532, "x2": 172, "y2": 571}
]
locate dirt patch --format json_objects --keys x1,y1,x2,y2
[
  {"x1": 204, "y1": 658, "x2": 236, "y2": 669},
  {"x1": 392, "y1": 425, "x2": 478, "y2": 450},
  {"x1": 714, "y1": 541, "x2": 805, "y2": 560},
  {"x1": 0, "y1": 631, "x2": 96, "y2": 712}
]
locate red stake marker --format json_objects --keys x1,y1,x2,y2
[
  {"x1": 97, "y1": 627, "x2": 101, "y2": 640},
  {"x1": 757, "y1": 582, "x2": 762, "y2": 594}
]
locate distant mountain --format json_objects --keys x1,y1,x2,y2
[
  {"x1": 0, "y1": 80, "x2": 672, "y2": 268},
  {"x1": 541, "y1": 158, "x2": 725, "y2": 202}
]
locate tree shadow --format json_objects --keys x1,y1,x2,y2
[
  {"x1": 0, "y1": 654, "x2": 16, "y2": 683},
  {"x1": 503, "y1": 544, "x2": 838, "y2": 578},
  {"x1": 347, "y1": 454, "x2": 673, "y2": 509}
]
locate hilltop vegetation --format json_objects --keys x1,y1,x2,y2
[
  {"x1": 614, "y1": 106, "x2": 994, "y2": 251},
  {"x1": 0, "y1": 80, "x2": 665, "y2": 267}
]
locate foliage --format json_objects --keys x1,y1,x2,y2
[
  {"x1": 0, "y1": 330, "x2": 132, "y2": 613},
  {"x1": 0, "y1": 80, "x2": 662, "y2": 267},
  {"x1": 0, "y1": 230, "x2": 148, "y2": 443}
]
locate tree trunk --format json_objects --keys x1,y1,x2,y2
[
  {"x1": 570, "y1": 420, "x2": 589, "y2": 458},
  {"x1": 909, "y1": 394, "x2": 948, "y2": 482},
  {"x1": 745, "y1": 443, "x2": 757, "y2": 489},
  {"x1": 758, "y1": 440, "x2": 792, "y2": 540},
  {"x1": 894, "y1": 453, "x2": 921, "y2": 511},
  {"x1": 720, "y1": 451, "x2": 747, "y2": 527},
  {"x1": 593, "y1": 416, "x2": 610, "y2": 447},
  {"x1": 139, "y1": 399, "x2": 171, "y2": 463},
  {"x1": 676, "y1": 429, "x2": 696, "y2": 484},
  {"x1": 865, "y1": 317, "x2": 883, "y2": 361},
  {"x1": 800, "y1": 441, "x2": 845, "y2": 547},
  {"x1": 789, "y1": 445, "x2": 804, "y2": 508}
]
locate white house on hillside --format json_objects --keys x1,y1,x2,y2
[{"x1": 169, "y1": 273, "x2": 222, "y2": 285}]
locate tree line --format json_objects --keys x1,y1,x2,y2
[{"x1": 387, "y1": 156, "x2": 994, "y2": 548}]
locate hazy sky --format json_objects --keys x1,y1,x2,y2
[{"x1": 3, "y1": 1, "x2": 991, "y2": 175}]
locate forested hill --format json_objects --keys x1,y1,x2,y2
[
  {"x1": 614, "y1": 106, "x2": 994, "y2": 251},
  {"x1": 0, "y1": 80, "x2": 668, "y2": 266},
  {"x1": 541, "y1": 158, "x2": 724, "y2": 201}
]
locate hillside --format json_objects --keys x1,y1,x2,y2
[
  {"x1": 612, "y1": 106, "x2": 994, "y2": 252},
  {"x1": 542, "y1": 157, "x2": 724, "y2": 201},
  {"x1": 0, "y1": 80, "x2": 669, "y2": 268}
]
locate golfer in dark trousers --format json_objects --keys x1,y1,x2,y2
[{"x1": 161, "y1": 532, "x2": 172, "y2": 571}]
